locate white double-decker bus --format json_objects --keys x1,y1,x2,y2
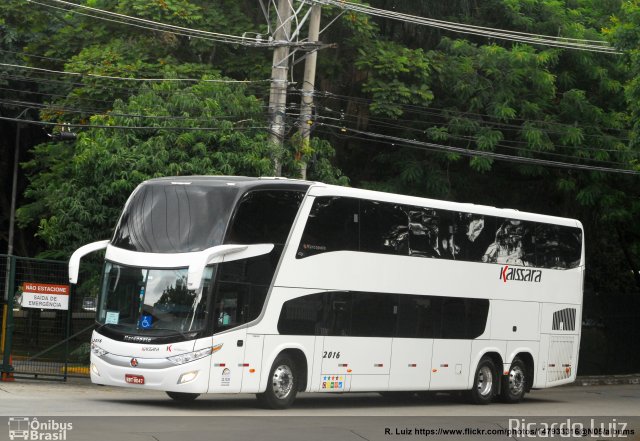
[{"x1": 70, "y1": 176, "x2": 584, "y2": 409}]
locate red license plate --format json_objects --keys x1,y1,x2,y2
[{"x1": 125, "y1": 374, "x2": 145, "y2": 384}]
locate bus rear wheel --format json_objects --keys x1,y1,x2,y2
[
  {"x1": 166, "y1": 391, "x2": 200, "y2": 402},
  {"x1": 470, "y1": 356, "x2": 497, "y2": 405},
  {"x1": 256, "y1": 354, "x2": 298, "y2": 409},
  {"x1": 501, "y1": 358, "x2": 527, "y2": 403}
]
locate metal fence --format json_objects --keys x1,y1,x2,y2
[{"x1": 1, "y1": 254, "x2": 96, "y2": 380}]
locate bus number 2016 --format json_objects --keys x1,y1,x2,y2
[{"x1": 323, "y1": 351, "x2": 340, "y2": 359}]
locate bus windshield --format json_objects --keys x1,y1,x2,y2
[
  {"x1": 97, "y1": 262, "x2": 213, "y2": 335},
  {"x1": 111, "y1": 182, "x2": 239, "y2": 253}
]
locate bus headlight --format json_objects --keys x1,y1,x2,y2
[
  {"x1": 91, "y1": 343, "x2": 109, "y2": 357},
  {"x1": 167, "y1": 347, "x2": 211, "y2": 365}
]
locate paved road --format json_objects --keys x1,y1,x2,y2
[{"x1": 0, "y1": 380, "x2": 638, "y2": 441}]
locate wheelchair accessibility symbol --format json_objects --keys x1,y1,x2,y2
[{"x1": 139, "y1": 314, "x2": 153, "y2": 329}]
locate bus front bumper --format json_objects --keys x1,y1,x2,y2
[{"x1": 90, "y1": 353, "x2": 211, "y2": 394}]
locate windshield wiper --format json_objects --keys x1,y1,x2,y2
[{"x1": 148, "y1": 327, "x2": 198, "y2": 340}]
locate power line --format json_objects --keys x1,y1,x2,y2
[
  {"x1": 31, "y1": 0, "x2": 319, "y2": 49},
  {"x1": 311, "y1": 0, "x2": 620, "y2": 54},
  {"x1": 30, "y1": 0, "x2": 273, "y2": 47},
  {"x1": 286, "y1": 110, "x2": 635, "y2": 167},
  {"x1": 314, "y1": 105, "x2": 633, "y2": 155},
  {"x1": 0, "y1": 62, "x2": 269, "y2": 83},
  {"x1": 0, "y1": 115, "x2": 269, "y2": 132},
  {"x1": 316, "y1": 122, "x2": 640, "y2": 175},
  {"x1": 0, "y1": 99, "x2": 269, "y2": 124},
  {"x1": 311, "y1": 90, "x2": 630, "y2": 136}
]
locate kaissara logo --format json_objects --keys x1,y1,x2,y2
[{"x1": 500, "y1": 265, "x2": 542, "y2": 283}]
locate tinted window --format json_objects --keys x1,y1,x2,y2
[
  {"x1": 226, "y1": 190, "x2": 304, "y2": 245},
  {"x1": 325, "y1": 292, "x2": 351, "y2": 336},
  {"x1": 277, "y1": 292, "x2": 489, "y2": 339},
  {"x1": 535, "y1": 224, "x2": 582, "y2": 269},
  {"x1": 396, "y1": 295, "x2": 439, "y2": 338},
  {"x1": 297, "y1": 197, "x2": 359, "y2": 258},
  {"x1": 212, "y1": 254, "x2": 273, "y2": 332},
  {"x1": 481, "y1": 219, "x2": 536, "y2": 266},
  {"x1": 453, "y1": 213, "x2": 495, "y2": 262},
  {"x1": 440, "y1": 298, "x2": 489, "y2": 339},
  {"x1": 351, "y1": 293, "x2": 396, "y2": 337},
  {"x1": 278, "y1": 293, "x2": 324, "y2": 335},
  {"x1": 467, "y1": 298, "x2": 490, "y2": 338},
  {"x1": 112, "y1": 183, "x2": 238, "y2": 253},
  {"x1": 407, "y1": 208, "x2": 442, "y2": 257},
  {"x1": 360, "y1": 201, "x2": 408, "y2": 255},
  {"x1": 296, "y1": 197, "x2": 582, "y2": 270},
  {"x1": 441, "y1": 298, "x2": 467, "y2": 339}
]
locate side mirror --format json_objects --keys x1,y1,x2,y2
[
  {"x1": 187, "y1": 243, "x2": 274, "y2": 290},
  {"x1": 69, "y1": 240, "x2": 110, "y2": 284}
]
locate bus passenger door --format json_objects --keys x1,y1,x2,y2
[
  {"x1": 209, "y1": 328, "x2": 247, "y2": 393},
  {"x1": 240, "y1": 333, "x2": 265, "y2": 393}
]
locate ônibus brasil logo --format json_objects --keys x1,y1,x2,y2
[
  {"x1": 8, "y1": 417, "x2": 72, "y2": 440},
  {"x1": 500, "y1": 265, "x2": 542, "y2": 283}
]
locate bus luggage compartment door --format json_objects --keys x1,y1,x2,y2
[
  {"x1": 429, "y1": 339, "x2": 471, "y2": 390},
  {"x1": 321, "y1": 336, "x2": 391, "y2": 392}
]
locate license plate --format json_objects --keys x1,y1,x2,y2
[{"x1": 125, "y1": 374, "x2": 145, "y2": 384}]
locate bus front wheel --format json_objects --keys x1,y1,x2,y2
[
  {"x1": 256, "y1": 354, "x2": 298, "y2": 409},
  {"x1": 501, "y1": 358, "x2": 527, "y2": 403},
  {"x1": 470, "y1": 357, "x2": 497, "y2": 405},
  {"x1": 166, "y1": 391, "x2": 200, "y2": 402}
]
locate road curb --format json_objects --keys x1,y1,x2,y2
[{"x1": 570, "y1": 374, "x2": 640, "y2": 386}]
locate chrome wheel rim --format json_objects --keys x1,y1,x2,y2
[
  {"x1": 509, "y1": 365, "x2": 525, "y2": 396},
  {"x1": 272, "y1": 364, "x2": 294, "y2": 399},
  {"x1": 476, "y1": 366, "x2": 493, "y2": 397}
]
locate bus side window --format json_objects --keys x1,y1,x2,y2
[
  {"x1": 351, "y1": 292, "x2": 396, "y2": 337},
  {"x1": 360, "y1": 201, "x2": 408, "y2": 255},
  {"x1": 226, "y1": 190, "x2": 304, "y2": 245},
  {"x1": 297, "y1": 197, "x2": 359, "y2": 258},
  {"x1": 441, "y1": 298, "x2": 467, "y2": 339},
  {"x1": 466, "y1": 299, "x2": 490, "y2": 338},
  {"x1": 326, "y1": 292, "x2": 352, "y2": 336},
  {"x1": 535, "y1": 223, "x2": 582, "y2": 269},
  {"x1": 277, "y1": 293, "x2": 324, "y2": 335},
  {"x1": 396, "y1": 295, "x2": 437, "y2": 338},
  {"x1": 407, "y1": 208, "x2": 442, "y2": 258}
]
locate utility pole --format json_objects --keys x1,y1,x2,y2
[
  {"x1": 297, "y1": 4, "x2": 321, "y2": 180},
  {"x1": 268, "y1": 0, "x2": 293, "y2": 176}
]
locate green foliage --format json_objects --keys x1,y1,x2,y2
[
  {"x1": 17, "y1": 78, "x2": 276, "y2": 253},
  {"x1": 355, "y1": 41, "x2": 433, "y2": 117}
]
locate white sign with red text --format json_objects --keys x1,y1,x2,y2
[{"x1": 21, "y1": 282, "x2": 70, "y2": 310}]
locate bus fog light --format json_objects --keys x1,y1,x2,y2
[
  {"x1": 91, "y1": 363, "x2": 100, "y2": 376},
  {"x1": 178, "y1": 371, "x2": 199, "y2": 384}
]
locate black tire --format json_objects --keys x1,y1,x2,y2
[
  {"x1": 501, "y1": 358, "x2": 527, "y2": 403},
  {"x1": 166, "y1": 391, "x2": 200, "y2": 402},
  {"x1": 256, "y1": 354, "x2": 298, "y2": 409},
  {"x1": 470, "y1": 356, "x2": 498, "y2": 405}
]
